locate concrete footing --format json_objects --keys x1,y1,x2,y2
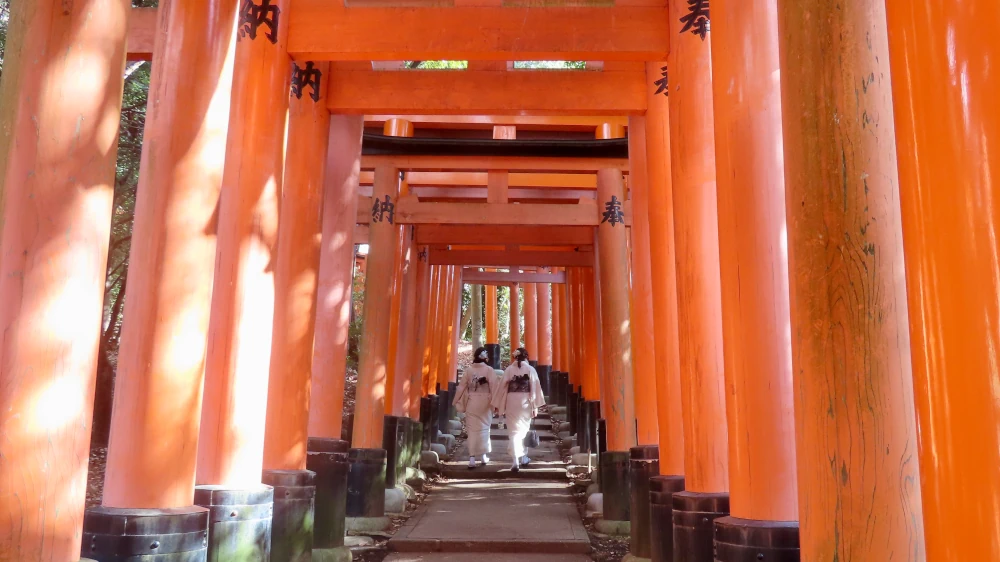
[
  {"x1": 345, "y1": 516, "x2": 392, "y2": 533},
  {"x1": 385, "y1": 486, "x2": 407, "y2": 514},
  {"x1": 312, "y1": 545, "x2": 353, "y2": 562},
  {"x1": 595, "y1": 518, "x2": 631, "y2": 536}
]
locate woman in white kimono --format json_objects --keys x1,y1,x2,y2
[
  {"x1": 454, "y1": 347, "x2": 499, "y2": 468},
  {"x1": 492, "y1": 347, "x2": 545, "y2": 472}
]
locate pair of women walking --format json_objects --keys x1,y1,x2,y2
[{"x1": 453, "y1": 346, "x2": 545, "y2": 472}]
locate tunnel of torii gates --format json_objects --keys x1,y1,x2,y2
[{"x1": 0, "y1": 0, "x2": 996, "y2": 561}]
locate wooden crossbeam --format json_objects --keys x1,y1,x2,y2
[
  {"x1": 412, "y1": 187, "x2": 593, "y2": 201},
  {"x1": 126, "y1": 7, "x2": 156, "y2": 60},
  {"x1": 362, "y1": 155, "x2": 629, "y2": 173},
  {"x1": 430, "y1": 248, "x2": 593, "y2": 267},
  {"x1": 364, "y1": 115, "x2": 629, "y2": 132},
  {"x1": 288, "y1": 3, "x2": 670, "y2": 61},
  {"x1": 327, "y1": 69, "x2": 645, "y2": 115},
  {"x1": 463, "y1": 269, "x2": 566, "y2": 284},
  {"x1": 415, "y1": 225, "x2": 594, "y2": 245},
  {"x1": 360, "y1": 172, "x2": 598, "y2": 190}
]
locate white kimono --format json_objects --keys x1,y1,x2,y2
[
  {"x1": 491, "y1": 361, "x2": 545, "y2": 460},
  {"x1": 453, "y1": 363, "x2": 498, "y2": 457}
]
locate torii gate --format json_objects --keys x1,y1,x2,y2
[{"x1": 1, "y1": 1, "x2": 998, "y2": 562}]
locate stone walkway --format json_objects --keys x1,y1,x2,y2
[{"x1": 388, "y1": 411, "x2": 591, "y2": 560}]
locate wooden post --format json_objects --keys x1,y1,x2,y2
[
  {"x1": 486, "y1": 276, "x2": 499, "y2": 343},
  {"x1": 263, "y1": 61, "x2": 331, "y2": 471},
  {"x1": 558, "y1": 279, "x2": 571, "y2": 375},
  {"x1": 384, "y1": 119, "x2": 414, "y2": 416},
  {"x1": 409, "y1": 247, "x2": 432, "y2": 417},
  {"x1": 422, "y1": 266, "x2": 443, "y2": 395},
  {"x1": 538, "y1": 277, "x2": 553, "y2": 367},
  {"x1": 711, "y1": 0, "x2": 799, "y2": 555},
  {"x1": 523, "y1": 281, "x2": 539, "y2": 359},
  {"x1": 644, "y1": 61, "x2": 685, "y2": 479},
  {"x1": 310, "y1": 116, "x2": 365, "y2": 439},
  {"x1": 448, "y1": 266, "x2": 462, "y2": 383},
  {"x1": 391, "y1": 239, "x2": 419, "y2": 417},
  {"x1": 627, "y1": 117, "x2": 660, "y2": 447},
  {"x1": 351, "y1": 165, "x2": 401, "y2": 448},
  {"x1": 667, "y1": 0, "x2": 732, "y2": 555},
  {"x1": 0, "y1": 0, "x2": 129, "y2": 557},
  {"x1": 551, "y1": 278, "x2": 563, "y2": 372},
  {"x1": 436, "y1": 265, "x2": 457, "y2": 387},
  {"x1": 196, "y1": 0, "x2": 291, "y2": 488},
  {"x1": 100, "y1": 0, "x2": 237, "y2": 512},
  {"x1": 582, "y1": 269, "x2": 602, "y2": 402},
  {"x1": 595, "y1": 169, "x2": 638, "y2": 453},
  {"x1": 778, "y1": 0, "x2": 926, "y2": 558},
  {"x1": 509, "y1": 282, "x2": 522, "y2": 358},
  {"x1": 886, "y1": 5, "x2": 1000, "y2": 555}
]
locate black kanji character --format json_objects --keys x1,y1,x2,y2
[
  {"x1": 372, "y1": 195, "x2": 395, "y2": 224},
  {"x1": 601, "y1": 195, "x2": 624, "y2": 227},
  {"x1": 290, "y1": 61, "x2": 323, "y2": 102},
  {"x1": 239, "y1": 0, "x2": 281, "y2": 44},
  {"x1": 654, "y1": 65, "x2": 669, "y2": 96},
  {"x1": 679, "y1": 0, "x2": 710, "y2": 40}
]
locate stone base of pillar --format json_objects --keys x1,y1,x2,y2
[
  {"x1": 672, "y1": 491, "x2": 730, "y2": 562},
  {"x1": 406, "y1": 419, "x2": 423, "y2": 468},
  {"x1": 629, "y1": 445, "x2": 659, "y2": 559},
  {"x1": 383, "y1": 416, "x2": 406, "y2": 489},
  {"x1": 420, "y1": 396, "x2": 440, "y2": 451},
  {"x1": 194, "y1": 484, "x2": 274, "y2": 561},
  {"x1": 649, "y1": 475, "x2": 685, "y2": 562},
  {"x1": 345, "y1": 516, "x2": 392, "y2": 533},
  {"x1": 347, "y1": 448, "x2": 387, "y2": 518},
  {"x1": 713, "y1": 517, "x2": 799, "y2": 562},
  {"x1": 312, "y1": 545, "x2": 352, "y2": 562},
  {"x1": 536, "y1": 365, "x2": 552, "y2": 400},
  {"x1": 261, "y1": 469, "x2": 316, "y2": 562},
  {"x1": 82, "y1": 505, "x2": 209, "y2": 561},
  {"x1": 485, "y1": 343, "x2": 502, "y2": 369},
  {"x1": 307, "y1": 438, "x2": 350, "y2": 552},
  {"x1": 595, "y1": 518, "x2": 631, "y2": 536},
  {"x1": 599, "y1": 450, "x2": 631, "y2": 523}
]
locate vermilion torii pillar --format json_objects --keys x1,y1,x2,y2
[
  {"x1": 886, "y1": 5, "x2": 1000, "y2": 555},
  {"x1": 448, "y1": 266, "x2": 462, "y2": 384},
  {"x1": 196, "y1": 0, "x2": 291, "y2": 554},
  {"x1": 710, "y1": 0, "x2": 799, "y2": 557},
  {"x1": 886, "y1": 4, "x2": 1000, "y2": 557},
  {"x1": 310, "y1": 116, "x2": 365, "y2": 440},
  {"x1": 0, "y1": 0, "x2": 129, "y2": 558},
  {"x1": 383, "y1": 119, "x2": 414, "y2": 416},
  {"x1": 409, "y1": 247, "x2": 432, "y2": 418},
  {"x1": 778, "y1": 0, "x2": 926, "y2": 558},
  {"x1": 422, "y1": 266, "x2": 444, "y2": 395},
  {"x1": 537, "y1": 274, "x2": 553, "y2": 396},
  {"x1": 667, "y1": 0, "x2": 731, "y2": 556},
  {"x1": 509, "y1": 282, "x2": 522, "y2": 359},
  {"x1": 353, "y1": 164, "x2": 401, "y2": 447},
  {"x1": 96, "y1": 0, "x2": 238, "y2": 553},
  {"x1": 485, "y1": 273, "x2": 500, "y2": 367},
  {"x1": 523, "y1": 281, "x2": 539, "y2": 362},
  {"x1": 262, "y1": 61, "x2": 331, "y2": 469}
]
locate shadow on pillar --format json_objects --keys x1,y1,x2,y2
[
  {"x1": 82, "y1": 506, "x2": 209, "y2": 561},
  {"x1": 714, "y1": 517, "x2": 800, "y2": 562},
  {"x1": 672, "y1": 492, "x2": 730, "y2": 562},
  {"x1": 307, "y1": 438, "x2": 350, "y2": 561},
  {"x1": 485, "y1": 343, "x2": 501, "y2": 370},
  {"x1": 629, "y1": 445, "x2": 659, "y2": 559},
  {"x1": 261, "y1": 469, "x2": 315, "y2": 562},
  {"x1": 649, "y1": 475, "x2": 685, "y2": 562},
  {"x1": 194, "y1": 484, "x2": 274, "y2": 561}
]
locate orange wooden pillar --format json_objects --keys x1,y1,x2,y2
[
  {"x1": 98, "y1": 0, "x2": 236, "y2": 518},
  {"x1": 197, "y1": 0, "x2": 290, "y2": 491},
  {"x1": 537, "y1": 275, "x2": 554, "y2": 399},
  {"x1": 886, "y1": 6, "x2": 1000, "y2": 555},
  {"x1": 408, "y1": 247, "x2": 432, "y2": 417},
  {"x1": 448, "y1": 266, "x2": 462, "y2": 384},
  {"x1": 627, "y1": 117, "x2": 660, "y2": 447},
  {"x1": 509, "y1": 282, "x2": 522, "y2": 359},
  {"x1": 523, "y1": 281, "x2": 539, "y2": 361},
  {"x1": 710, "y1": 0, "x2": 799, "y2": 556},
  {"x1": 565, "y1": 269, "x2": 580, "y2": 391},
  {"x1": 551, "y1": 278, "x2": 564, "y2": 373},
  {"x1": 384, "y1": 119, "x2": 414, "y2": 417},
  {"x1": 0, "y1": 0, "x2": 129, "y2": 557},
  {"x1": 558, "y1": 278, "x2": 570, "y2": 375},
  {"x1": 262, "y1": 60, "x2": 331, "y2": 471},
  {"x1": 435, "y1": 266, "x2": 457, "y2": 390},
  {"x1": 391, "y1": 239, "x2": 420, "y2": 417},
  {"x1": 666, "y1": 0, "x2": 732, "y2": 555},
  {"x1": 310, "y1": 116, "x2": 365, "y2": 440},
  {"x1": 581, "y1": 269, "x2": 601, "y2": 402},
  {"x1": 351, "y1": 164, "x2": 400, "y2": 449},
  {"x1": 422, "y1": 266, "x2": 443, "y2": 396},
  {"x1": 485, "y1": 275, "x2": 500, "y2": 367},
  {"x1": 777, "y1": 0, "x2": 926, "y2": 559}
]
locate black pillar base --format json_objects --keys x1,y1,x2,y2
[
  {"x1": 346, "y1": 448, "x2": 387, "y2": 518},
  {"x1": 447, "y1": 381, "x2": 459, "y2": 419},
  {"x1": 436, "y1": 388, "x2": 450, "y2": 429},
  {"x1": 567, "y1": 388, "x2": 579, "y2": 434},
  {"x1": 597, "y1": 419, "x2": 608, "y2": 455},
  {"x1": 536, "y1": 365, "x2": 552, "y2": 401},
  {"x1": 485, "y1": 343, "x2": 502, "y2": 369},
  {"x1": 650, "y1": 475, "x2": 685, "y2": 562},
  {"x1": 599, "y1": 450, "x2": 631, "y2": 521},
  {"x1": 420, "y1": 396, "x2": 439, "y2": 450},
  {"x1": 529, "y1": 360, "x2": 538, "y2": 368},
  {"x1": 194, "y1": 484, "x2": 274, "y2": 561},
  {"x1": 382, "y1": 415, "x2": 406, "y2": 488},
  {"x1": 406, "y1": 419, "x2": 422, "y2": 469},
  {"x1": 714, "y1": 517, "x2": 800, "y2": 562},
  {"x1": 341, "y1": 413, "x2": 354, "y2": 447},
  {"x1": 587, "y1": 401, "x2": 602, "y2": 453},
  {"x1": 577, "y1": 397, "x2": 592, "y2": 454},
  {"x1": 307, "y1": 438, "x2": 350, "y2": 552},
  {"x1": 82, "y1": 505, "x2": 209, "y2": 561},
  {"x1": 672, "y1": 491, "x2": 730, "y2": 562},
  {"x1": 559, "y1": 373, "x2": 571, "y2": 406},
  {"x1": 261, "y1": 469, "x2": 315, "y2": 562},
  {"x1": 629, "y1": 445, "x2": 659, "y2": 559}
]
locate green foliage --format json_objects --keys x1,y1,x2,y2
[
  {"x1": 404, "y1": 60, "x2": 468, "y2": 69},
  {"x1": 0, "y1": 0, "x2": 8, "y2": 78}
]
